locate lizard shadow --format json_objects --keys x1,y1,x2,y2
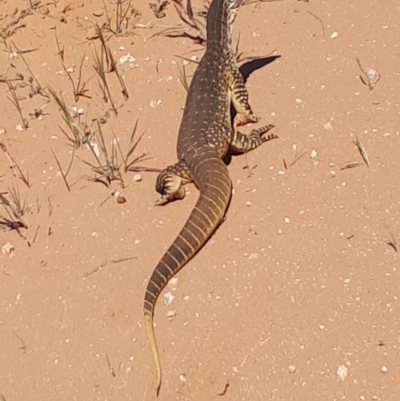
[{"x1": 224, "y1": 54, "x2": 281, "y2": 165}]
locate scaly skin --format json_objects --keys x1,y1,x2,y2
[{"x1": 143, "y1": 0, "x2": 277, "y2": 395}]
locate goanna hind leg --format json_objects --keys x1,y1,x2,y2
[
  {"x1": 155, "y1": 160, "x2": 192, "y2": 205},
  {"x1": 229, "y1": 124, "x2": 278, "y2": 153},
  {"x1": 228, "y1": 63, "x2": 259, "y2": 126}
]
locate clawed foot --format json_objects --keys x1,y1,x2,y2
[{"x1": 249, "y1": 124, "x2": 278, "y2": 143}]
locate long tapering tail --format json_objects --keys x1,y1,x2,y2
[{"x1": 144, "y1": 159, "x2": 232, "y2": 395}]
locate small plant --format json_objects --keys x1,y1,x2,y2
[
  {"x1": 55, "y1": 32, "x2": 91, "y2": 101},
  {"x1": 0, "y1": 142, "x2": 31, "y2": 187},
  {"x1": 84, "y1": 121, "x2": 122, "y2": 187},
  {"x1": 93, "y1": 25, "x2": 129, "y2": 110},
  {"x1": 48, "y1": 86, "x2": 88, "y2": 147},
  {"x1": 93, "y1": 45, "x2": 118, "y2": 116},
  {"x1": 106, "y1": 45, "x2": 129, "y2": 100},
  {"x1": 177, "y1": 63, "x2": 189, "y2": 92},
  {"x1": 6, "y1": 81, "x2": 28, "y2": 130},
  {"x1": 51, "y1": 148, "x2": 74, "y2": 192},
  {"x1": 169, "y1": 0, "x2": 207, "y2": 43},
  {"x1": 0, "y1": 186, "x2": 28, "y2": 233},
  {"x1": 83, "y1": 120, "x2": 152, "y2": 187},
  {"x1": 10, "y1": 41, "x2": 48, "y2": 98},
  {"x1": 119, "y1": 120, "x2": 150, "y2": 172},
  {"x1": 149, "y1": 0, "x2": 169, "y2": 19},
  {"x1": 102, "y1": 0, "x2": 141, "y2": 36}
]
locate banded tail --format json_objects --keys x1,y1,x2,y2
[{"x1": 144, "y1": 158, "x2": 232, "y2": 395}]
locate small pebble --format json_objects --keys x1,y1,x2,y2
[
  {"x1": 381, "y1": 366, "x2": 388, "y2": 373},
  {"x1": 2, "y1": 242, "x2": 15, "y2": 257},
  {"x1": 310, "y1": 150, "x2": 317, "y2": 158},
  {"x1": 330, "y1": 31, "x2": 339, "y2": 39},
  {"x1": 366, "y1": 68, "x2": 378, "y2": 81},
  {"x1": 288, "y1": 365, "x2": 296, "y2": 373},
  {"x1": 337, "y1": 364, "x2": 348, "y2": 380},
  {"x1": 0, "y1": 127, "x2": 6, "y2": 134},
  {"x1": 167, "y1": 310, "x2": 177, "y2": 318},
  {"x1": 248, "y1": 253, "x2": 259, "y2": 260},
  {"x1": 245, "y1": 201, "x2": 252, "y2": 206},
  {"x1": 133, "y1": 173, "x2": 142, "y2": 182},
  {"x1": 119, "y1": 54, "x2": 135, "y2": 64},
  {"x1": 169, "y1": 277, "x2": 178, "y2": 287},
  {"x1": 163, "y1": 292, "x2": 174, "y2": 306}
]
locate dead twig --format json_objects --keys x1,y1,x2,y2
[
  {"x1": 386, "y1": 231, "x2": 397, "y2": 253},
  {"x1": 353, "y1": 136, "x2": 370, "y2": 168}
]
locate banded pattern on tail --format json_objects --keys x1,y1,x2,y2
[{"x1": 144, "y1": 158, "x2": 231, "y2": 395}]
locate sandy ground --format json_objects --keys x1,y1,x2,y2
[{"x1": 1, "y1": 0, "x2": 399, "y2": 400}]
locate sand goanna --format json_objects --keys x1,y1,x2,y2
[{"x1": 143, "y1": 0, "x2": 277, "y2": 394}]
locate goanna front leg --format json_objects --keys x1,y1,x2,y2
[
  {"x1": 228, "y1": 63, "x2": 260, "y2": 126},
  {"x1": 155, "y1": 160, "x2": 193, "y2": 206},
  {"x1": 229, "y1": 124, "x2": 278, "y2": 153}
]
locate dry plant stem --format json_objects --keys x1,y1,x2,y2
[
  {"x1": 177, "y1": 63, "x2": 189, "y2": 92},
  {"x1": 307, "y1": 11, "x2": 325, "y2": 37},
  {"x1": 93, "y1": 46, "x2": 118, "y2": 115},
  {"x1": 0, "y1": 142, "x2": 31, "y2": 187},
  {"x1": 8, "y1": 185, "x2": 27, "y2": 219},
  {"x1": 354, "y1": 136, "x2": 370, "y2": 168},
  {"x1": 54, "y1": 31, "x2": 90, "y2": 101},
  {"x1": 94, "y1": 25, "x2": 128, "y2": 100},
  {"x1": 121, "y1": 120, "x2": 151, "y2": 172},
  {"x1": 94, "y1": 25, "x2": 112, "y2": 71},
  {"x1": 11, "y1": 40, "x2": 49, "y2": 98},
  {"x1": 356, "y1": 57, "x2": 380, "y2": 90},
  {"x1": 106, "y1": 47, "x2": 129, "y2": 99},
  {"x1": 48, "y1": 86, "x2": 87, "y2": 147},
  {"x1": 84, "y1": 121, "x2": 121, "y2": 187},
  {"x1": 156, "y1": 0, "x2": 206, "y2": 44},
  {"x1": 83, "y1": 256, "x2": 137, "y2": 278},
  {"x1": 28, "y1": 225, "x2": 40, "y2": 247},
  {"x1": 0, "y1": 189, "x2": 28, "y2": 232},
  {"x1": 6, "y1": 81, "x2": 28, "y2": 129},
  {"x1": 51, "y1": 149, "x2": 71, "y2": 191},
  {"x1": 386, "y1": 231, "x2": 397, "y2": 253},
  {"x1": 172, "y1": 0, "x2": 206, "y2": 39},
  {"x1": 102, "y1": 0, "x2": 134, "y2": 35},
  {"x1": 340, "y1": 161, "x2": 362, "y2": 170}
]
